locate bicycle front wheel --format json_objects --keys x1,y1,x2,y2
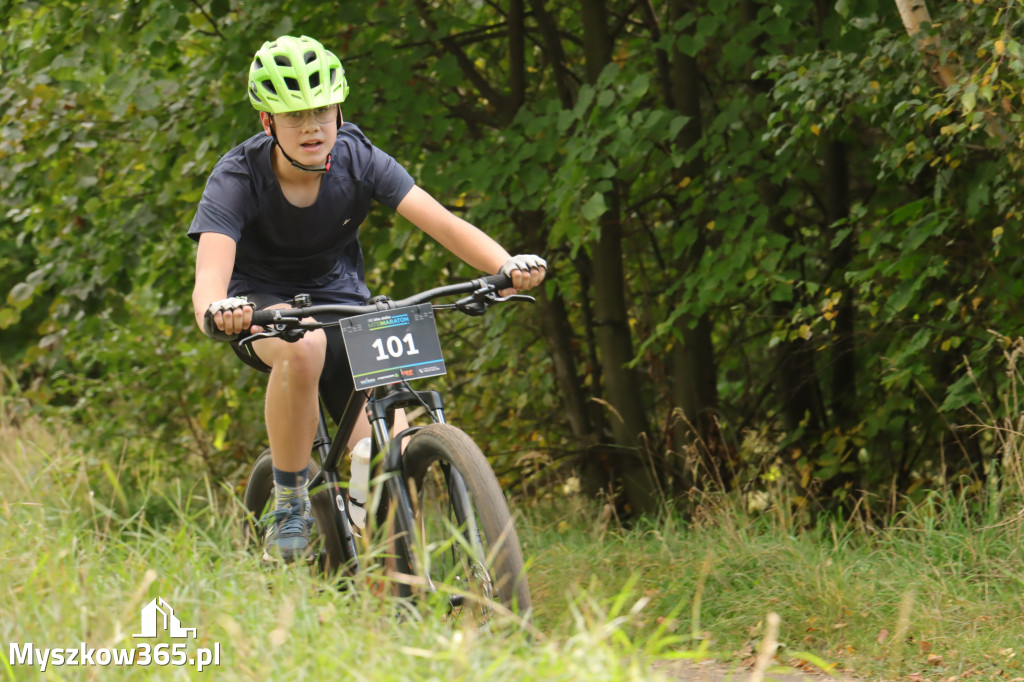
[{"x1": 395, "y1": 423, "x2": 531, "y2": 621}]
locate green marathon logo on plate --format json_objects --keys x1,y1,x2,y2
[{"x1": 340, "y1": 304, "x2": 447, "y2": 389}]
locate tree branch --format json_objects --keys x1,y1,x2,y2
[
  {"x1": 608, "y1": 0, "x2": 644, "y2": 43},
  {"x1": 414, "y1": 0, "x2": 509, "y2": 111},
  {"x1": 189, "y1": 0, "x2": 224, "y2": 40},
  {"x1": 638, "y1": 0, "x2": 673, "y2": 108},
  {"x1": 343, "y1": 23, "x2": 510, "y2": 63},
  {"x1": 529, "y1": 0, "x2": 576, "y2": 109}
]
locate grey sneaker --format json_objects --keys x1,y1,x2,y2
[{"x1": 262, "y1": 498, "x2": 313, "y2": 564}]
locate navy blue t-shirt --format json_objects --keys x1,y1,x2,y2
[{"x1": 187, "y1": 123, "x2": 415, "y2": 304}]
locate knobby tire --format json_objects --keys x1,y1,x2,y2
[{"x1": 390, "y1": 423, "x2": 531, "y2": 619}]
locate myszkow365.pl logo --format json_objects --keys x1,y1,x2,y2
[{"x1": 8, "y1": 597, "x2": 221, "y2": 673}]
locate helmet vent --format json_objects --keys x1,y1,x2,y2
[{"x1": 250, "y1": 36, "x2": 346, "y2": 111}]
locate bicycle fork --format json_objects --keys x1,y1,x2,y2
[
  {"x1": 365, "y1": 385, "x2": 475, "y2": 603},
  {"x1": 314, "y1": 383, "x2": 476, "y2": 598}
]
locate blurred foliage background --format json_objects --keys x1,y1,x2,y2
[{"x1": 2, "y1": 0, "x2": 1024, "y2": 522}]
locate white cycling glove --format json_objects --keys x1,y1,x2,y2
[
  {"x1": 499, "y1": 254, "x2": 547, "y2": 278},
  {"x1": 203, "y1": 297, "x2": 254, "y2": 341}
]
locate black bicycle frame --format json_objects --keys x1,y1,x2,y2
[
  {"x1": 306, "y1": 380, "x2": 475, "y2": 579},
  {"x1": 238, "y1": 274, "x2": 524, "y2": 580}
]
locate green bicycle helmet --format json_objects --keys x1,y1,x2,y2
[{"x1": 248, "y1": 35, "x2": 349, "y2": 113}]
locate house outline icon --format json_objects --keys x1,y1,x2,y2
[{"x1": 132, "y1": 597, "x2": 197, "y2": 639}]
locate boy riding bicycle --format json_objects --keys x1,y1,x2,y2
[{"x1": 188, "y1": 35, "x2": 545, "y2": 562}]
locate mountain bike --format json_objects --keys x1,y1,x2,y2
[{"x1": 234, "y1": 274, "x2": 532, "y2": 621}]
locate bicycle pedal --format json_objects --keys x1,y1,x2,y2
[{"x1": 261, "y1": 546, "x2": 315, "y2": 566}]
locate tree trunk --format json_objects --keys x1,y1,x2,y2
[
  {"x1": 816, "y1": 0, "x2": 858, "y2": 506},
  {"x1": 892, "y1": 1, "x2": 1012, "y2": 164},
  {"x1": 508, "y1": 0, "x2": 526, "y2": 111},
  {"x1": 515, "y1": 211, "x2": 595, "y2": 447},
  {"x1": 581, "y1": 0, "x2": 658, "y2": 515},
  {"x1": 894, "y1": 0, "x2": 957, "y2": 89},
  {"x1": 757, "y1": 179, "x2": 827, "y2": 436},
  {"x1": 825, "y1": 139, "x2": 855, "y2": 426},
  {"x1": 589, "y1": 193, "x2": 657, "y2": 513},
  {"x1": 744, "y1": 0, "x2": 829, "y2": 479},
  {"x1": 666, "y1": 0, "x2": 722, "y2": 485}
]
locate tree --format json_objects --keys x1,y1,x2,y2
[{"x1": 3, "y1": 0, "x2": 1024, "y2": 521}]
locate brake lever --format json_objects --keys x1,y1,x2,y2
[
  {"x1": 236, "y1": 329, "x2": 279, "y2": 348},
  {"x1": 493, "y1": 293, "x2": 536, "y2": 304},
  {"x1": 452, "y1": 291, "x2": 536, "y2": 316},
  {"x1": 236, "y1": 324, "x2": 307, "y2": 348}
]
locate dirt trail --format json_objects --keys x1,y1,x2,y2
[{"x1": 652, "y1": 659, "x2": 861, "y2": 681}]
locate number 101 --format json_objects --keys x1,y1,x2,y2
[{"x1": 372, "y1": 333, "x2": 421, "y2": 361}]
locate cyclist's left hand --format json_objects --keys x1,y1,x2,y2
[{"x1": 499, "y1": 254, "x2": 546, "y2": 292}]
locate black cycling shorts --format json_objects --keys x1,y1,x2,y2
[{"x1": 230, "y1": 292, "x2": 355, "y2": 424}]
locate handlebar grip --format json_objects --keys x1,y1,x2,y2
[
  {"x1": 484, "y1": 273, "x2": 513, "y2": 289},
  {"x1": 250, "y1": 309, "x2": 279, "y2": 326}
]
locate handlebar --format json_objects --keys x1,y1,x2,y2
[{"x1": 237, "y1": 273, "x2": 529, "y2": 348}]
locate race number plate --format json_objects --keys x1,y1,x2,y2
[{"x1": 339, "y1": 304, "x2": 447, "y2": 389}]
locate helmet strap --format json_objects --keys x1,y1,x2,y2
[{"x1": 268, "y1": 121, "x2": 331, "y2": 174}]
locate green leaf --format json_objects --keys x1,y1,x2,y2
[
  {"x1": 580, "y1": 192, "x2": 606, "y2": 222},
  {"x1": 961, "y1": 83, "x2": 977, "y2": 112}
]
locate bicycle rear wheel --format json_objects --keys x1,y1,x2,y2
[
  {"x1": 393, "y1": 423, "x2": 531, "y2": 622},
  {"x1": 242, "y1": 449, "x2": 347, "y2": 577}
]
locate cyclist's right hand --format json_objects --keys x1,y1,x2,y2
[
  {"x1": 498, "y1": 254, "x2": 546, "y2": 293},
  {"x1": 203, "y1": 297, "x2": 255, "y2": 341}
]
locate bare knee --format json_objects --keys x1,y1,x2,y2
[
  {"x1": 261, "y1": 330, "x2": 327, "y2": 387},
  {"x1": 281, "y1": 330, "x2": 326, "y2": 382}
]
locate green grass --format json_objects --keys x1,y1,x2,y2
[
  {"x1": 2, "y1": 407, "x2": 1023, "y2": 681},
  {"x1": 0, "y1": 411, "x2": 690, "y2": 681},
  {"x1": 526, "y1": 493, "x2": 1024, "y2": 680}
]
